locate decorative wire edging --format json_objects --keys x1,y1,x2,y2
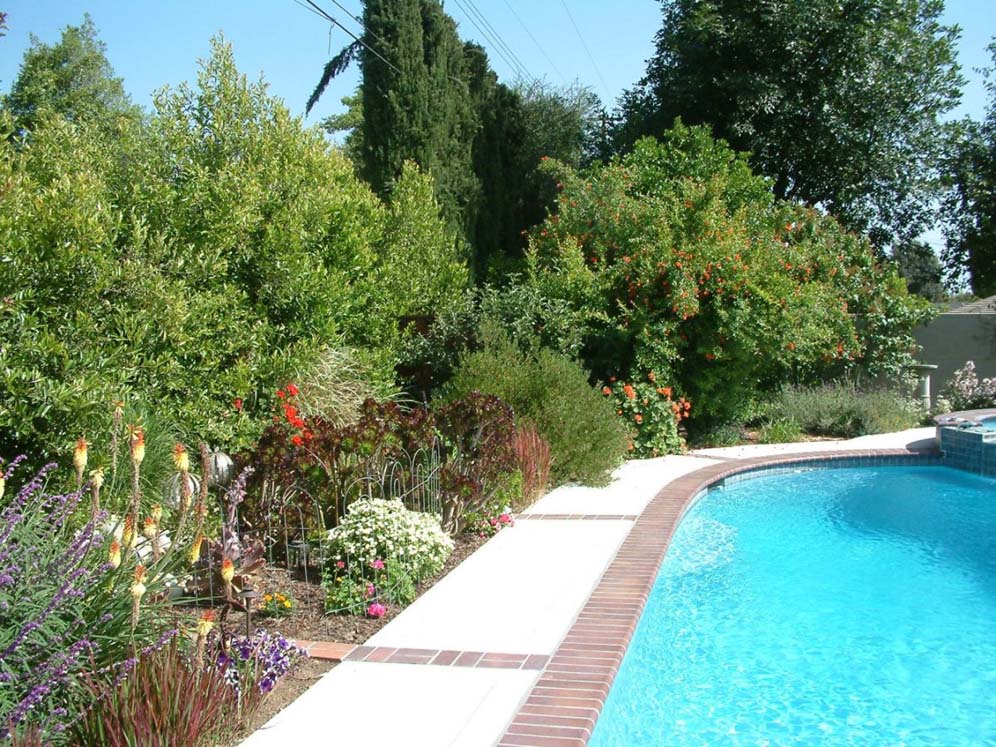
[{"x1": 237, "y1": 443, "x2": 448, "y2": 630}]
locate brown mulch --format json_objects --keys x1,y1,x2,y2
[{"x1": 209, "y1": 531, "x2": 492, "y2": 743}]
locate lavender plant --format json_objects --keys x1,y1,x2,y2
[{"x1": 0, "y1": 446, "x2": 208, "y2": 741}]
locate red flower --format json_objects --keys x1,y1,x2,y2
[
  {"x1": 276, "y1": 390, "x2": 285, "y2": 399},
  {"x1": 286, "y1": 383, "x2": 299, "y2": 397},
  {"x1": 291, "y1": 435, "x2": 304, "y2": 447},
  {"x1": 233, "y1": 397, "x2": 243, "y2": 412},
  {"x1": 284, "y1": 405, "x2": 298, "y2": 420}
]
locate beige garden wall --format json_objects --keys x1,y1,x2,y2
[{"x1": 914, "y1": 312, "x2": 996, "y2": 396}]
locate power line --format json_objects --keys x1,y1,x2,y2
[
  {"x1": 451, "y1": 0, "x2": 530, "y2": 81},
  {"x1": 297, "y1": 0, "x2": 403, "y2": 77},
  {"x1": 463, "y1": 0, "x2": 535, "y2": 81},
  {"x1": 557, "y1": 0, "x2": 611, "y2": 101},
  {"x1": 499, "y1": 0, "x2": 568, "y2": 84}
]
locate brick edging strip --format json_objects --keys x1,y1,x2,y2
[{"x1": 497, "y1": 447, "x2": 941, "y2": 747}]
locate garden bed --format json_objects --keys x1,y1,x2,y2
[{"x1": 211, "y1": 532, "x2": 491, "y2": 744}]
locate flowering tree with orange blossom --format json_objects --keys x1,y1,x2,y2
[{"x1": 526, "y1": 122, "x2": 933, "y2": 431}]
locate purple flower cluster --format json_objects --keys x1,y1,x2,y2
[
  {"x1": 0, "y1": 460, "x2": 117, "y2": 737},
  {"x1": 217, "y1": 630, "x2": 307, "y2": 698}
]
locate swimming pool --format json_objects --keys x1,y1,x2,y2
[{"x1": 588, "y1": 465, "x2": 996, "y2": 746}]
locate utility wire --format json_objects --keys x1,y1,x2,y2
[
  {"x1": 557, "y1": 0, "x2": 611, "y2": 100},
  {"x1": 298, "y1": 0, "x2": 404, "y2": 76},
  {"x1": 451, "y1": 0, "x2": 529, "y2": 81},
  {"x1": 499, "y1": 0, "x2": 568, "y2": 84},
  {"x1": 464, "y1": 0, "x2": 535, "y2": 81}
]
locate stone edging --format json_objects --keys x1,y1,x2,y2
[{"x1": 496, "y1": 448, "x2": 941, "y2": 747}]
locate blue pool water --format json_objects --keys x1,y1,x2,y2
[
  {"x1": 981, "y1": 416, "x2": 996, "y2": 430},
  {"x1": 588, "y1": 466, "x2": 996, "y2": 746}
]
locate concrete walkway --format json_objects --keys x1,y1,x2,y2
[{"x1": 239, "y1": 428, "x2": 935, "y2": 747}]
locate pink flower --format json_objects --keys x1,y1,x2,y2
[
  {"x1": 366, "y1": 602, "x2": 386, "y2": 618},
  {"x1": 371, "y1": 559, "x2": 385, "y2": 570},
  {"x1": 499, "y1": 513, "x2": 513, "y2": 525},
  {"x1": 365, "y1": 583, "x2": 376, "y2": 598},
  {"x1": 335, "y1": 560, "x2": 345, "y2": 569}
]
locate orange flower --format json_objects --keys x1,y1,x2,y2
[
  {"x1": 108, "y1": 540, "x2": 122, "y2": 569},
  {"x1": 220, "y1": 558, "x2": 235, "y2": 584},
  {"x1": 73, "y1": 438, "x2": 88, "y2": 485},
  {"x1": 623, "y1": 384, "x2": 636, "y2": 400},
  {"x1": 647, "y1": 372, "x2": 656, "y2": 383},
  {"x1": 602, "y1": 386, "x2": 612, "y2": 396},
  {"x1": 635, "y1": 414, "x2": 643, "y2": 424},
  {"x1": 196, "y1": 609, "x2": 216, "y2": 637},
  {"x1": 172, "y1": 443, "x2": 190, "y2": 473},
  {"x1": 128, "y1": 427, "x2": 145, "y2": 467}
]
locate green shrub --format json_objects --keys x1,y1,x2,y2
[
  {"x1": 766, "y1": 383, "x2": 921, "y2": 438},
  {"x1": 688, "y1": 423, "x2": 746, "y2": 448},
  {"x1": 0, "y1": 39, "x2": 466, "y2": 461},
  {"x1": 601, "y1": 376, "x2": 686, "y2": 457},
  {"x1": 441, "y1": 329, "x2": 629, "y2": 486},
  {"x1": 524, "y1": 123, "x2": 934, "y2": 427}
]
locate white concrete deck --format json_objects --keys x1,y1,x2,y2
[{"x1": 239, "y1": 428, "x2": 935, "y2": 747}]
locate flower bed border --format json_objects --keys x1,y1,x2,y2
[{"x1": 496, "y1": 447, "x2": 941, "y2": 747}]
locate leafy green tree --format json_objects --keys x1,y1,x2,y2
[
  {"x1": 944, "y1": 41, "x2": 996, "y2": 295},
  {"x1": 526, "y1": 123, "x2": 933, "y2": 427},
  {"x1": 892, "y1": 240, "x2": 945, "y2": 301},
  {"x1": 2, "y1": 14, "x2": 140, "y2": 134},
  {"x1": 617, "y1": 0, "x2": 964, "y2": 247},
  {"x1": 0, "y1": 38, "x2": 466, "y2": 461}
]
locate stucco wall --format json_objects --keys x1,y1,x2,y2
[{"x1": 914, "y1": 314, "x2": 996, "y2": 396}]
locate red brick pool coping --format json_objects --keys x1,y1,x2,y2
[{"x1": 496, "y1": 447, "x2": 940, "y2": 747}]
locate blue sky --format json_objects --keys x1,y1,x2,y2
[{"x1": 1, "y1": 0, "x2": 993, "y2": 125}]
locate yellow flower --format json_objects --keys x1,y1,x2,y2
[
  {"x1": 73, "y1": 438, "x2": 89, "y2": 483},
  {"x1": 150, "y1": 504, "x2": 163, "y2": 522},
  {"x1": 220, "y1": 558, "x2": 234, "y2": 584},
  {"x1": 108, "y1": 540, "x2": 122, "y2": 569},
  {"x1": 122, "y1": 515, "x2": 136, "y2": 550},
  {"x1": 172, "y1": 443, "x2": 190, "y2": 474},
  {"x1": 0, "y1": 475, "x2": 5, "y2": 503},
  {"x1": 89, "y1": 467, "x2": 105, "y2": 490},
  {"x1": 196, "y1": 609, "x2": 216, "y2": 637},
  {"x1": 130, "y1": 565, "x2": 147, "y2": 600},
  {"x1": 142, "y1": 516, "x2": 158, "y2": 540},
  {"x1": 128, "y1": 426, "x2": 145, "y2": 467},
  {"x1": 264, "y1": 594, "x2": 272, "y2": 603},
  {"x1": 188, "y1": 535, "x2": 203, "y2": 564},
  {"x1": 283, "y1": 600, "x2": 291, "y2": 609}
]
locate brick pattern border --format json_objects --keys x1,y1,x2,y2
[
  {"x1": 344, "y1": 645, "x2": 551, "y2": 670},
  {"x1": 497, "y1": 447, "x2": 940, "y2": 747}
]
